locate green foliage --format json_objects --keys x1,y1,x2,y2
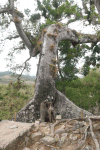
[
  {"x1": 0, "y1": 93, "x2": 3, "y2": 99},
  {"x1": 82, "y1": 43, "x2": 100, "y2": 76},
  {"x1": 52, "y1": 0, "x2": 59, "y2": 8},
  {"x1": 58, "y1": 40, "x2": 83, "y2": 80},
  {"x1": 56, "y1": 68, "x2": 100, "y2": 113},
  {"x1": 46, "y1": 19, "x2": 56, "y2": 25},
  {"x1": 30, "y1": 13, "x2": 40, "y2": 23},
  {"x1": 83, "y1": 0, "x2": 98, "y2": 24},
  {"x1": 36, "y1": 0, "x2": 82, "y2": 22},
  {"x1": 0, "y1": 82, "x2": 34, "y2": 120},
  {"x1": 82, "y1": 64, "x2": 90, "y2": 76},
  {"x1": 24, "y1": 9, "x2": 31, "y2": 16}
]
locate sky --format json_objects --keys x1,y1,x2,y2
[
  {"x1": 0, "y1": 0, "x2": 38, "y2": 76},
  {"x1": 0, "y1": 0, "x2": 98, "y2": 76}
]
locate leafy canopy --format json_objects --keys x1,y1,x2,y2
[{"x1": 30, "y1": 0, "x2": 82, "y2": 23}]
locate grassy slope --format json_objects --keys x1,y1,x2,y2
[
  {"x1": 0, "y1": 82, "x2": 35, "y2": 120},
  {"x1": 1, "y1": 69, "x2": 100, "y2": 120},
  {"x1": 0, "y1": 71, "x2": 35, "y2": 120}
]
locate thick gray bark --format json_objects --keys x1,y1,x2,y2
[
  {"x1": 1, "y1": 1, "x2": 97, "y2": 122},
  {"x1": 14, "y1": 24, "x2": 93, "y2": 122},
  {"x1": 55, "y1": 90, "x2": 92, "y2": 118}
]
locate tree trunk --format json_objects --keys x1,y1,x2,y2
[
  {"x1": 94, "y1": 0, "x2": 100, "y2": 15},
  {"x1": 14, "y1": 24, "x2": 92, "y2": 122}
]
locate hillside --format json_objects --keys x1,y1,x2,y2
[
  {"x1": 0, "y1": 81, "x2": 35, "y2": 120},
  {"x1": 0, "y1": 71, "x2": 35, "y2": 84},
  {"x1": 0, "y1": 71, "x2": 35, "y2": 120}
]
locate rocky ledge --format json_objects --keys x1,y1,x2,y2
[{"x1": 0, "y1": 116, "x2": 100, "y2": 150}]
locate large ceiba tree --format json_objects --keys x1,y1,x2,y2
[{"x1": 0, "y1": 0, "x2": 100, "y2": 122}]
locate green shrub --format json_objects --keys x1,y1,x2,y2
[
  {"x1": 56, "y1": 68, "x2": 100, "y2": 112},
  {"x1": 0, "y1": 95, "x2": 3, "y2": 100},
  {"x1": 0, "y1": 81, "x2": 34, "y2": 120}
]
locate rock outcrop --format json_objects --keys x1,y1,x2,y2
[{"x1": 1, "y1": 116, "x2": 100, "y2": 150}]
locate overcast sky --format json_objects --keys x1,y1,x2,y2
[
  {"x1": 0, "y1": 0, "x2": 38, "y2": 76},
  {"x1": 0, "y1": 0, "x2": 98, "y2": 76}
]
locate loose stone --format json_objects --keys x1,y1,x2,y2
[{"x1": 40, "y1": 136, "x2": 55, "y2": 145}]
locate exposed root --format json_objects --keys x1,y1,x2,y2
[
  {"x1": 50, "y1": 116, "x2": 100, "y2": 149},
  {"x1": 40, "y1": 141, "x2": 59, "y2": 150},
  {"x1": 74, "y1": 125, "x2": 89, "y2": 150},
  {"x1": 90, "y1": 116, "x2": 100, "y2": 120},
  {"x1": 29, "y1": 116, "x2": 100, "y2": 149},
  {"x1": 89, "y1": 117, "x2": 99, "y2": 150},
  {"x1": 51, "y1": 117, "x2": 88, "y2": 135},
  {"x1": 51, "y1": 119, "x2": 71, "y2": 135}
]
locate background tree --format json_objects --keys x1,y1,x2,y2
[
  {"x1": 0, "y1": 0, "x2": 100, "y2": 122},
  {"x1": 57, "y1": 67, "x2": 100, "y2": 115},
  {"x1": 82, "y1": 43, "x2": 100, "y2": 76}
]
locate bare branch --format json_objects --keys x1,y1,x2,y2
[
  {"x1": 8, "y1": 0, "x2": 14, "y2": 10},
  {"x1": 14, "y1": 45, "x2": 25, "y2": 51},
  {"x1": 67, "y1": 18, "x2": 78, "y2": 26},
  {"x1": 82, "y1": 1, "x2": 88, "y2": 14},
  {"x1": 58, "y1": 26, "x2": 100, "y2": 44},
  {"x1": 0, "y1": 0, "x2": 14, "y2": 14},
  {"x1": 6, "y1": 35, "x2": 19, "y2": 40},
  {"x1": 0, "y1": 1, "x2": 38, "y2": 57},
  {"x1": 94, "y1": 0, "x2": 100, "y2": 15},
  {"x1": 17, "y1": 56, "x2": 31, "y2": 80},
  {"x1": 57, "y1": 50, "x2": 63, "y2": 79},
  {"x1": 14, "y1": 22, "x2": 32, "y2": 50},
  {"x1": 0, "y1": 8, "x2": 9, "y2": 14},
  {"x1": 67, "y1": 14, "x2": 83, "y2": 26}
]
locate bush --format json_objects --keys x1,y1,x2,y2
[
  {"x1": 0, "y1": 81, "x2": 34, "y2": 120},
  {"x1": 56, "y1": 68, "x2": 100, "y2": 113},
  {"x1": 0, "y1": 94, "x2": 3, "y2": 100}
]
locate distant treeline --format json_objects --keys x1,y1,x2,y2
[
  {"x1": 0, "y1": 71, "x2": 35, "y2": 84},
  {"x1": 0, "y1": 71, "x2": 36, "y2": 79}
]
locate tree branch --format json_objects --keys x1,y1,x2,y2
[
  {"x1": 0, "y1": 8, "x2": 9, "y2": 14},
  {"x1": 58, "y1": 26, "x2": 100, "y2": 44},
  {"x1": 17, "y1": 56, "x2": 31, "y2": 80},
  {"x1": 14, "y1": 22, "x2": 32, "y2": 51},
  {"x1": 57, "y1": 50, "x2": 63, "y2": 79},
  {"x1": 8, "y1": 0, "x2": 14, "y2": 10},
  {"x1": 67, "y1": 18, "x2": 78, "y2": 26},
  {"x1": 94, "y1": 0, "x2": 100, "y2": 15},
  {"x1": 0, "y1": 0, "x2": 14, "y2": 14},
  {"x1": 82, "y1": 1, "x2": 88, "y2": 14},
  {"x1": 6, "y1": 35, "x2": 19, "y2": 40},
  {"x1": 0, "y1": 0, "x2": 39, "y2": 57},
  {"x1": 67, "y1": 14, "x2": 83, "y2": 26}
]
